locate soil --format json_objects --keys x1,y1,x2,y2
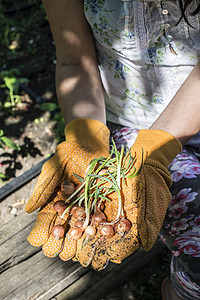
[
  {"x1": 0, "y1": 2, "x2": 57, "y2": 223},
  {"x1": 0, "y1": 2, "x2": 170, "y2": 299}
]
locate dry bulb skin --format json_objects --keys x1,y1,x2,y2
[
  {"x1": 72, "y1": 206, "x2": 86, "y2": 220},
  {"x1": 50, "y1": 141, "x2": 143, "y2": 252},
  {"x1": 70, "y1": 204, "x2": 79, "y2": 216},
  {"x1": 51, "y1": 225, "x2": 65, "y2": 240},
  {"x1": 74, "y1": 220, "x2": 84, "y2": 229},
  {"x1": 91, "y1": 211, "x2": 106, "y2": 227},
  {"x1": 85, "y1": 225, "x2": 96, "y2": 237},
  {"x1": 99, "y1": 224, "x2": 115, "y2": 238},
  {"x1": 61, "y1": 180, "x2": 75, "y2": 196},
  {"x1": 115, "y1": 218, "x2": 132, "y2": 235},
  {"x1": 67, "y1": 227, "x2": 83, "y2": 240},
  {"x1": 53, "y1": 200, "x2": 68, "y2": 214}
]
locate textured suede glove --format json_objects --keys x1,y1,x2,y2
[
  {"x1": 25, "y1": 118, "x2": 110, "y2": 260},
  {"x1": 75, "y1": 129, "x2": 182, "y2": 270}
]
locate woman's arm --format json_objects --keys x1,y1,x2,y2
[
  {"x1": 150, "y1": 62, "x2": 200, "y2": 145},
  {"x1": 42, "y1": 0, "x2": 106, "y2": 125}
]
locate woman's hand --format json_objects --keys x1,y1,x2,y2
[
  {"x1": 74, "y1": 129, "x2": 182, "y2": 270},
  {"x1": 25, "y1": 119, "x2": 110, "y2": 260}
]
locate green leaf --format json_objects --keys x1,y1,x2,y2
[
  {"x1": 1, "y1": 136, "x2": 20, "y2": 150},
  {"x1": 73, "y1": 173, "x2": 84, "y2": 183},
  {"x1": 4, "y1": 76, "x2": 19, "y2": 93},
  {"x1": 0, "y1": 69, "x2": 20, "y2": 78},
  {"x1": 4, "y1": 102, "x2": 13, "y2": 108},
  {"x1": 127, "y1": 148, "x2": 144, "y2": 178},
  {"x1": 39, "y1": 117, "x2": 45, "y2": 123},
  {"x1": 39, "y1": 102, "x2": 58, "y2": 111},
  {"x1": 98, "y1": 194, "x2": 111, "y2": 202},
  {"x1": 0, "y1": 173, "x2": 8, "y2": 179}
]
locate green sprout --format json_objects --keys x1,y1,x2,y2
[{"x1": 59, "y1": 140, "x2": 143, "y2": 227}]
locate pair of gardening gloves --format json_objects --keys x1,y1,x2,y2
[{"x1": 25, "y1": 118, "x2": 182, "y2": 270}]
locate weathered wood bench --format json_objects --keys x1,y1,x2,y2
[
  {"x1": 0, "y1": 209, "x2": 165, "y2": 300},
  {"x1": 0, "y1": 158, "x2": 166, "y2": 299}
]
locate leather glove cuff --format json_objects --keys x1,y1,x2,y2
[{"x1": 132, "y1": 129, "x2": 182, "y2": 168}]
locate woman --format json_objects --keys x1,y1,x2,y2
[{"x1": 25, "y1": 1, "x2": 200, "y2": 299}]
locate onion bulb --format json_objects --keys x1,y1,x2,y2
[
  {"x1": 72, "y1": 206, "x2": 86, "y2": 220},
  {"x1": 67, "y1": 227, "x2": 83, "y2": 240},
  {"x1": 74, "y1": 220, "x2": 84, "y2": 229},
  {"x1": 91, "y1": 211, "x2": 106, "y2": 226},
  {"x1": 85, "y1": 225, "x2": 96, "y2": 237},
  {"x1": 53, "y1": 200, "x2": 67, "y2": 214},
  {"x1": 70, "y1": 204, "x2": 78, "y2": 216},
  {"x1": 62, "y1": 180, "x2": 75, "y2": 196},
  {"x1": 51, "y1": 225, "x2": 65, "y2": 240},
  {"x1": 116, "y1": 219, "x2": 132, "y2": 235},
  {"x1": 99, "y1": 225, "x2": 114, "y2": 238}
]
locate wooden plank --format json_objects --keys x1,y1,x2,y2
[
  {"x1": 53, "y1": 239, "x2": 165, "y2": 300},
  {"x1": 0, "y1": 211, "x2": 165, "y2": 300},
  {"x1": 34, "y1": 263, "x2": 88, "y2": 300},
  {"x1": 0, "y1": 211, "x2": 89, "y2": 299},
  {"x1": 1, "y1": 240, "x2": 164, "y2": 300},
  {"x1": 0, "y1": 211, "x2": 37, "y2": 243},
  {"x1": 1, "y1": 251, "x2": 89, "y2": 300},
  {"x1": 0, "y1": 222, "x2": 40, "y2": 273},
  {"x1": 0, "y1": 157, "x2": 51, "y2": 201},
  {"x1": 0, "y1": 211, "x2": 40, "y2": 273}
]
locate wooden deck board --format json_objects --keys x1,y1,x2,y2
[
  {"x1": 0, "y1": 211, "x2": 165, "y2": 300},
  {"x1": 2, "y1": 252, "x2": 89, "y2": 300},
  {"x1": 0, "y1": 211, "x2": 37, "y2": 243},
  {"x1": 55, "y1": 240, "x2": 165, "y2": 300}
]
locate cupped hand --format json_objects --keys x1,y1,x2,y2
[
  {"x1": 74, "y1": 129, "x2": 182, "y2": 270},
  {"x1": 25, "y1": 118, "x2": 110, "y2": 261}
]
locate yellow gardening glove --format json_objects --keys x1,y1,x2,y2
[
  {"x1": 75, "y1": 129, "x2": 182, "y2": 270},
  {"x1": 25, "y1": 118, "x2": 110, "y2": 260}
]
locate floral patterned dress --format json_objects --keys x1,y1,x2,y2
[
  {"x1": 84, "y1": 0, "x2": 200, "y2": 298},
  {"x1": 84, "y1": 0, "x2": 200, "y2": 147}
]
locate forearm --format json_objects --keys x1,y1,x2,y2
[
  {"x1": 150, "y1": 62, "x2": 200, "y2": 145},
  {"x1": 42, "y1": 0, "x2": 106, "y2": 125},
  {"x1": 56, "y1": 60, "x2": 106, "y2": 125}
]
